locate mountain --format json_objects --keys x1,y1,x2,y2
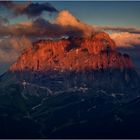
[
  {"x1": 10, "y1": 32, "x2": 129, "y2": 72},
  {"x1": 0, "y1": 31, "x2": 140, "y2": 138},
  {"x1": 9, "y1": 32, "x2": 139, "y2": 95}
]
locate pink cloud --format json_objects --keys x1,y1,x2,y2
[
  {"x1": 55, "y1": 10, "x2": 95, "y2": 37},
  {"x1": 110, "y1": 32, "x2": 140, "y2": 48},
  {"x1": 0, "y1": 36, "x2": 32, "y2": 62},
  {"x1": 100, "y1": 25, "x2": 140, "y2": 34}
]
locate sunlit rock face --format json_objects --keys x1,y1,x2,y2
[
  {"x1": 9, "y1": 31, "x2": 139, "y2": 93},
  {"x1": 10, "y1": 32, "x2": 133, "y2": 72}
]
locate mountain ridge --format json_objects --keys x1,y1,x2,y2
[
  {"x1": 10, "y1": 32, "x2": 133, "y2": 72},
  {"x1": 7, "y1": 31, "x2": 140, "y2": 94}
]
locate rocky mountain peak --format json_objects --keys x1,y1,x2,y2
[
  {"x1": 8, "y1": 31, "x2": 140, "y2": 92},
  {"x1": 10, "y1": 31, "x2": 132, "y2": 73}
]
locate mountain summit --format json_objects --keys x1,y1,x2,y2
[
  {"x1": 10, "y1": 32, "x2": 132, "y2": 72},
  {"x1": 9, "y1": 32, "x2": 139, "y2": 93}
]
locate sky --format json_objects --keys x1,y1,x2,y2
[
  {"x1": 0, "y1": 1, "x2": 140, "y2": 74},
  {"x1": 52, "y1": 1, "x2": 140, "y2": 27}
]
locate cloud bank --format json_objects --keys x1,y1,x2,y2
[
  {"x1": 0, "y1": 10, "x2": 95, "y2": 38},
  {"x1": 0, "y1": 16, "x2": 9, "y2": 25},
  {"x1": 55, "y1": 10, "x2": 95, "y2": 37},
  {"x1": 0, "y1": 1, "x2": 58, "y2": 18},
  {"x1": 93, "y1": 25, "x2": 140, "y2": 48},
  {"x1": 101, "y1": 26, "x2": 140, "y2": 34},
  {"x1": 0, "y1": 36, "x2": 32, "y2": 63},
  {"x1": 110, "y1": 32, "x2": 140, "y2": 48}
]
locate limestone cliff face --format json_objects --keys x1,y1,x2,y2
[
  {"x1": 10, "y1": 32, "x2": 133, "y2": 73},
  {"x1": 9, "y1": 31, "x2": 140, "y2": 92}
]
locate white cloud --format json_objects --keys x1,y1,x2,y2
[{"x1": 110, "y1": 32, "x2": 140, "y2": 48}]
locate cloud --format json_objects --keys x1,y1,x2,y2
[
  {"x1": 0, "y1": 16, "x2": 9, "y2": 25},
  {"x1": 23, "y1": 2, "x2": 58, "y2": 18},
  {"x1": 1, "y1": 10, "x2": 140, "y2": 50},
  {"x1": 55, "y1": 10, "x2": 95, "y2": 37},
  {"x1": 30, "y1": 10, "x2": 95, "y2": 37},
  {"x1": 0, "y1": 35, "x2": 33, "y2": 74},
  {"x1": 10, "y1": 36, "x2": 33, "y2": 51},
  {"x1": 110, "y1": 32, "x2": 140, "y2": 48},
  {"x1": 0, "y1": 36, "x2": 32, "y2": 63},
  {"x1": 0, "y1": 10, "x2": 95, "y2": 38},
  {"x1": 0, "y1": 1, "x2": 58, "y2": 18},
  {"x1": 0, "y1": 18, "x2": 82, "y2": 38},
  {"x1": 93, "y1": 25, "x2": 140, "y2": 48},
  {"x1": 0, "y1": 1, "x2": 30, "y2": 16},
  {"x1": 0, "y1": 38, "x2": 18, "y2": 62},
  {"x1": 100, "y1": 25, "x2": 140, "y2": 34}
]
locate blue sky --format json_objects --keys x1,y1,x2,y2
[
  {"x1": 51, "y1": 1, "x2": 140, "y2": 27},
  {"x1": 7, "y1": 1, "x2": 140, "y2": 27}
]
